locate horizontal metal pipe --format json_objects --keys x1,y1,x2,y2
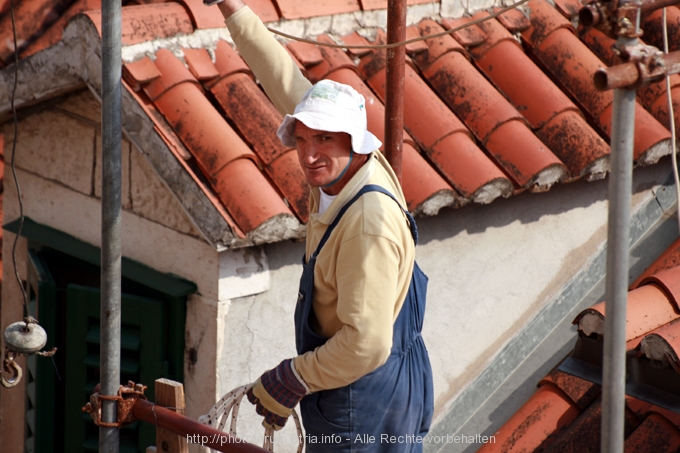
[
  {"x1": 594, "y1": 50, "x2": 680, "y2": 90},
  {"x1": 132, "y1": 398, "x2": 271, "y2": 453}
]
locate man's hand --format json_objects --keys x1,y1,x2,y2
[{"x1": 247, "y1": 359, "x2": 308, "y2": 430}]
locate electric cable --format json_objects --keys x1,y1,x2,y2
[
  {"x1": 662, "y1": 7, "x2": 680, "y2": 233},
  {"x1": 8, "y1": 0, "x2": 30, "y2": 320},
  {"x1": 265, "y1": 0, "x2": 529, "y2": 49}
]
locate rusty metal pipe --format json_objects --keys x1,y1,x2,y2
[
  {"x1": 594, "y1": 49, "x2": 680, "y2": 90},
  {"x1": 384, "y1": 0, "x2": 407, "y2": 183},
  {"x1": 132, "y1": 398, "x2": 271, "y2": 453}
]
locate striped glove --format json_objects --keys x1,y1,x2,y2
[{"x1": 247, "y1": 359, "x2": 308, "y2": 430}]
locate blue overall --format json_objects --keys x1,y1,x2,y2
[{"x1": 295, "y1": 184, "x2": 434, "y2": 452}]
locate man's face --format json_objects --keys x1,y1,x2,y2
[{"x1": 294, "y1": 121, "x2": 353, "y2": 194}]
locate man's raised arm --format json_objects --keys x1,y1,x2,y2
[{"x1": 212, "y1": 0, "x2": 311, "y2": 115}]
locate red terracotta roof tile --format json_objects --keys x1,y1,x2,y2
[
  {"x1": 439, "y1": 17, "x2": 487, "y2": 48},
  {"x1": 639, "y1": 320, "x2": 680, "y2": 371},
  {"x1": 19, "y1": 0, "x2": 102, "y2": 60},
  {"x1": 209, "y1": 68, "x2": 309, "y2": 220},
  {"x1": 536, "y1": 111, "x2": 609, "y2": 180},
  {"x1": 623, "y1": 412, "x2": 680, "y2": 453},
  {"x1": 181, "y1": 0, "x2": 232, "y2": 29},
  {"x1": 82, "y1": 3, "x2": 195, "y2": 46},
  {"x1": 462, "y1": 15, "x2": 609, "y2": 180},
  {"x1": 0, "y1": 0, "x2": 67, "y2": 65},
  {"x1": 536, "y1": 398, "x2": 642, "y2": 452},
  {"x1": 265, "y1": 150, "x2": 310, "y2": 221},
  {"x1": 477, "y1": 383, "x2": 580, "y2": 453},
  {"x1": 211, "y1": 158, "x2": 294, "y2": 232},
  {"x1": 577, "y1": 26, "x2": 680, "y2": 140},
  {"x1": 416, "y1": 19, "x2": 467, "y2": 64},
  {"x1": 428, "y1": 133, "x2": 514, "y2": 203},
  {"x1": 147, "y1": 49, "x2": 256, "y2": 170},
  {"x1": 640, "y1": 266, "x2": 680, "y2": 311},
  {"x1": 495, "y1": 6, "x2": 531, "y2": 33},
  {"x1": 598, "y1": 103, "x2": 672, "y2": 165},
  {"x1": 641, "y1": 8, "x2": 680, "y2": 53},
  {"x1": 301, "y1": 35, "x2": 360, "y2": 80},
  {"x1": 521, "y1": 0, "x2": 672, "y2": 166},
  {"x1": 573, "y1": 283, "x2": 680, "y2": 348},
  {"x1": 358, "y1": 0, "x2": 387, "y2": 10},
  {"x1": 287, "y1": 41, "x2": 325, "y2": 67},
  {"x1": 144, "y1": 52, "x2": 202, "y2": 100},
  {"x1": 272, "y1": 0, "x2": 360, "y2": 20},
  {"x1": 487, "y1": 121, "x2": 569, "y2": 190},
  {"x1": 123, "y1": 57, "x2": 162, "y2": 92},
  {"x1": 182, "y1": 47, "x2": 220, "y2": 81},
  {"x1": 358, "y1": 0, "x2": 434, "y2": 10},
  {"x1": 354, "y1": 31, "x2": 513, "y2": 203},
  {"x1": 240, "y1": 0, "x2": 280, "y2": 23},
  {"x1": 402, "y1": 27, "x2": 426, "y2": 55},
  {"x1": 414, "y1": 20, "x2": 569, "y2": 190},
  {"x1": 342, "y1": 32, "x2": 374, "y2": 58},
  {"x1": 632, "y1": 237, "x2": 680, "y2": 289},
  {"x1": 213, "y1": 39, "x2": 251, "y2": 78},
  {"x1": 414, "y1": 22, "x2": 520, "y2": 140},
  {"x1": 553, "y1": 0, "x2": 585, "y2": 19},
  {"x1": 466, "y1": 15, "x2": 574, "y2": 128},
  {"x1": 538, "y1": 369, "x2": 600, "y2": 410}
]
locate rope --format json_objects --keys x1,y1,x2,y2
[
  {"x1": 264, "y1": 0, "x2": 530, "y2": 50},
  {"x1": 198, "y1": 384, "x2": 304, "y2": 453}
]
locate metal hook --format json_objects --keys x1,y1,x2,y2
[{"x1": 1, "y1": 350, "x2": 22, "y2": 388}]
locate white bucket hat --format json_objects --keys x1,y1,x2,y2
[{"x1": 277, "y1": 80, "x2": 382, "y2": 154}]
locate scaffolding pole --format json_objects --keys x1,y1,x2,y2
[
  {"x1": 384, "y1": 0, "x2": 406, "y2": 183},
  {"x1": 100, "y1": 0, "x2": 123, "y2": 451},
  {"x1": 601, "y1": 35, "x2": 638, "y2": 453}
]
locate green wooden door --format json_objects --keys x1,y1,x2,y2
[{"x1": 64, "y1": 284, "x2": 166, "y2": 453}]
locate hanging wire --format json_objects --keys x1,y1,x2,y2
[
  {"x1": 265, "y1": 0, "x2": 530, "y2": 49},
  {"x1": 662, "y1": 7, "x2": 680, "y2": 232},
  {"x1": 8, "y1": 0, "x2": 31, "y2": 323}
]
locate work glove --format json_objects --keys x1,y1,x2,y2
[{"x1": 247, "y1": 358, "x2": 308, "y2": 430}]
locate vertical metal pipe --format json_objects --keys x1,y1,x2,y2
[
  {"x1": 100, "y1": 0, "x2": 123, "y2": 451},
  {"x1": 384, "y1": 0, "x2": 407, "y2": 183},
  {"x1": 601, "y1": 35, "x2": 637, "y2": 453}
]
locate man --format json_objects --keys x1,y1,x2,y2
[{"x1": 212, "y1": 1, "x2": 434, "y2": 450}]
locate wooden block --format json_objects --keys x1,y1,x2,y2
[{"x1": 155, "y1": 378, "x2": 189, "y2": 453}]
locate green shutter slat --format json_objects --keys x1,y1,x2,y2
[
  {"x1": 26, "y1": 381, "x2": 36, "y2": 408},
  {"x1": 83, "y1": 353, "x2": 140, "y2": 375},
  {"x1": 25, "y1": 408, "x2": 36, "y2": 434},
  {"x1": 86, "y1": 325, "x2": 141, "y2": 351},
  {"x1": 24, "y1": 435, "x2": 35, "y2": 453}
]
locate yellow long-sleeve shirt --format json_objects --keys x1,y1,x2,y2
[{"x1": 226, "y1": 7, "x2": 415, "y2": 392}]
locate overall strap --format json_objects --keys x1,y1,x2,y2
[{"x1": 312, "y1": 184, "x2": 418, "y2": 259}]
